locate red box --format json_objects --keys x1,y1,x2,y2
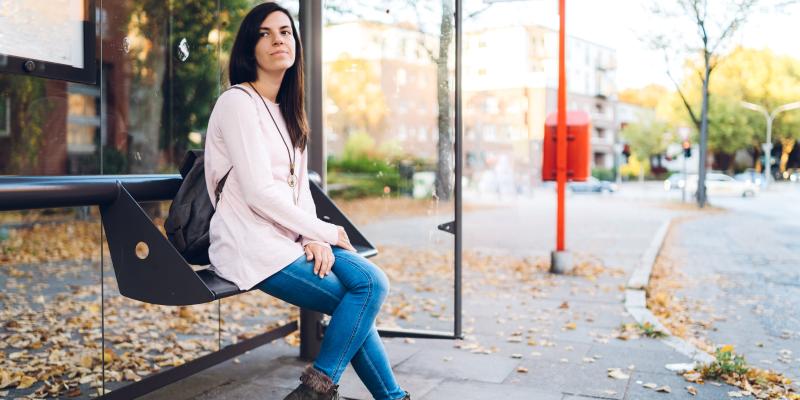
[{"x1": 542, "y1": 110, "x2": 591, "y2": 182}]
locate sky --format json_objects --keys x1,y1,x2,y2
[{"x1": 466, "y1": 0, "x2": 800, "y2": 90}]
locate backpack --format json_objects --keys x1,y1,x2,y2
[
  {"x1": 164, "y1": 150, "x2": 231, "y2": 265},
  {"x1": 164, "y1": 86, "x2": 250, "y2": 264}
]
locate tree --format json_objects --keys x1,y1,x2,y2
[
  {"x1": 619, "y1": 84, "x2": 669, "y2": 109},
  {"x1": 620, "y1": 113, "x2": 670, "y2": 179},
  {"x1": 648, "y1": 0, "x2": 761, "y2": 207},
  {"x1": 661, "y1": 47, "x2": 800, "y2": 171}
]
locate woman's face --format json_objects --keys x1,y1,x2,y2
[{"x1": 254, "y1": 11, "x2": 296, "y2": 75}]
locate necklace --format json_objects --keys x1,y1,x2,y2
[{"x1": 247, "y1": 83, "x2": 299, "y2": 202}]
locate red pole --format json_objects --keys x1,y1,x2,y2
[{"x1": 556, "y1": 0, "x2": 567, "y2": 251}]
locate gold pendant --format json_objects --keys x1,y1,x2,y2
[{"x1": 287, "y1": 174, "x2": 297, "y2": 188}]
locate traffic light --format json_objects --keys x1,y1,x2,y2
[
  {"x1": 622, "y1": 144, "x2": 631, "y2": 163},
  {"x1": 682, "y1": 140, "x2": 692, "y2": 158}
]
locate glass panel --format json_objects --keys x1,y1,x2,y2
[
  {"x1": 0, "y1": 73, "x2": 104, "y2": 397},
  {"x1": 462, "y1": 2, "x2": 551, "y2": 199},
  {"x1": 99, "y1": 0, "x2": 223, "y2": 394},
  {"x1": 323, "y1": 1, "x2": 457, "y2": 333}
]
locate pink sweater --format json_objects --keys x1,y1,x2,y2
[{"x1": 204, "y1": 84, "x2": 339, "y2": 290}]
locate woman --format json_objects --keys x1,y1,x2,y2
[{"x1": 204, "y1": 3, "x2": 410, "y2": 400}]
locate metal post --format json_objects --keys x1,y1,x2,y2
[
  {"x1": 550, "y1": 0, "x2": 572, "y2": 273},
  {"x1": 741, "y1": 101, "x2": 800, "y2": 189},
  {"x1": 454, "y1": 0, "x2": 463, "y2": 339},
  {"x1": 765, "y1": 117, "x2": 773, "y2": 187},
  {"x1": 681, "y1": 152, "x2": 687, "y2": 203},
  {"x1": 556, "y1": 0, "x2": 566, "y2": 252},
  {"x1": 299, "y1": 0, "x2": 325, "y2": 361}
]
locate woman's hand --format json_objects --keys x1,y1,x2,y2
[
  {"x1": 304, "y1": 242, "x2": 334, "y2": 278},
  {"x1": 336, "y1": 226, "x2": 356, "y2": 252}
]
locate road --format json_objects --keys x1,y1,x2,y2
[{"x1": 661, "y1": 182, "x2": 800, "y2": 381}]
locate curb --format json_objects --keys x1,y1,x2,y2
[{"x1": 623, "y1": 218, "x2": 715, "y2": 365}]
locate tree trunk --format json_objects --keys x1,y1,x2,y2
[
  {"x1": 780, "y1": 138, "x2": 795, "y2": 174},
  {"x1": 697, "y1": 57, "x2": 711, "y2": 208},
  {"x1": 434, "y1": 0, "x2": 453, "y2": 201}
]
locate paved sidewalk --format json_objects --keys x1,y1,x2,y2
[{"x1": 144, "y1": 193, "x2": 750, "y2": 400}]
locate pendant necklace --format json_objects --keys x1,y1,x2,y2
[{"x1": 247, "y1": 83, "x2": 299, "y2": 203}]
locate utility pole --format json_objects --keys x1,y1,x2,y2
[{"x1": 741, "y1": 101, "x2": 800, "y2": 188}]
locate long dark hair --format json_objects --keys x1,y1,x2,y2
[{"x1": 229, "y1": 2, "x2": 308, "y2": 149}]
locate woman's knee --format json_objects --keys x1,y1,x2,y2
[
  {"x1": 370, "y1": 265, "x2": 390, "y2": 302},
  {"x1": 339, "y1": 252, "x2": 390, "y2": 302}
]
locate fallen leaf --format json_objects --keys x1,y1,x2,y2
[
  {"x1": 686, "y1": 386, "x2": 697, "y2": 396},
  {"x1": 655, "y1": 385, "x2": 671, "y2": 393},
  {"x1": 608, "y1": 368, "x2": 629, "y2": 380},
  {"x1": 16, "y1": 375, "x2": 36, "y2": 389}
]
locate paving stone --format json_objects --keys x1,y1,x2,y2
[
  {"x1": 586, "y1": 343, "x2": 693, "y2": 374},
  {"x1": 504, "y1": 358, "x2": 629, "y2": 400},
  {"x1": 338, "y1": 371, "x2": 442, "y2": 400},
  {"x1": 420, "y1": 379, "x2": 562, "y2": 400},
  {"x1": 395, "y1": 348, "x2": 520, "y2": 383}
]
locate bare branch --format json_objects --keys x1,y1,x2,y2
[
  {"x1": 408, "y1": 0, "x2": 438, "y2": 62},
  {"x1": 710, "y1": 0, "x2": 758, "y2": 54},
  {"x1": 661, "y1": 50, "x2": 701, "y2": 129}
]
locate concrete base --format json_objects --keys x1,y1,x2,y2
[{"x1": 549, "y1": 250, "x2": 573, "y2": 274}]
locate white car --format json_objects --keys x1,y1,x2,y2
[{"x1": 685, "y1": 173, "x2": 758, "y2": 197}]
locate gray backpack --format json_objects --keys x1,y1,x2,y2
[{"x1": 164, "y1": 150, "x2": 231, "y2": 265}]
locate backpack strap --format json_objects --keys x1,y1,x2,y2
[{"x1": 214, "y1": 85, "x2": 251, "y2": 207}]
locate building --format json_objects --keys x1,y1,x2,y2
[{"x1": 324, "y1": 19, "x2": 626, "y2": 191}]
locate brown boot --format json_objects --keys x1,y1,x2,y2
[{"x1": 283, "y1": 365, "x2": 340, "y2": 400}]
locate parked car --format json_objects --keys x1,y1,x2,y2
[
  {"x1": 685, "y1": 173, "x2": 758, "y2": 197},
  {"x1": 663, "y1": 173, "x2": 687, "y2": 191},
  {"x1": 568, "y1": 177, "x2": 617, "y2": 193},
  {"x1": 734, "y1": 169, "x2": 763, "y2": 186}
]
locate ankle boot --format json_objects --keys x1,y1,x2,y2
[{"x1": 283, "y1": 365, "x2": 340, "y2": 400}]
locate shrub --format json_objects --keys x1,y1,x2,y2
[{"x1": 591, "y1": 167, "x2": 614, "y2": 181}]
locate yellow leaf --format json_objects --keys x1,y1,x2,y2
[{"x1": 17, "y1": 375, "x2": 36, "y2": 389}]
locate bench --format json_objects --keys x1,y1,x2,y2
[{"x1": 0, "y1": 171, "x2": 377, "y2": 306}]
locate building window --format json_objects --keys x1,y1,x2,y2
[
  {"x1": 596, "y1": 127, "x2": 605, "y2": 138},
  {"x1": 484, "y1": 97, "x2": 499, "y2": 114},
  {"x1": 594, "y1": 152, "x2": 605, "y2": 167},
  {"x1": 0, "y1": 96, "x2": 9, "y2": 137},
  {"x1": 396, "y1": 68, "x2": 407, "y2": 86},
  {"x1": 67, "y1": 83, "x2": 102, "y2": 154}
]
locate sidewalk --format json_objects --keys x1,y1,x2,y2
[{"x1": 143, "y1": 193, "x2": 750, "y2": 400}]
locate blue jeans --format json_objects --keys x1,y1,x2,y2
[{"x1": 256, "y1": 247, "x2": 406, "y2": 400}]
